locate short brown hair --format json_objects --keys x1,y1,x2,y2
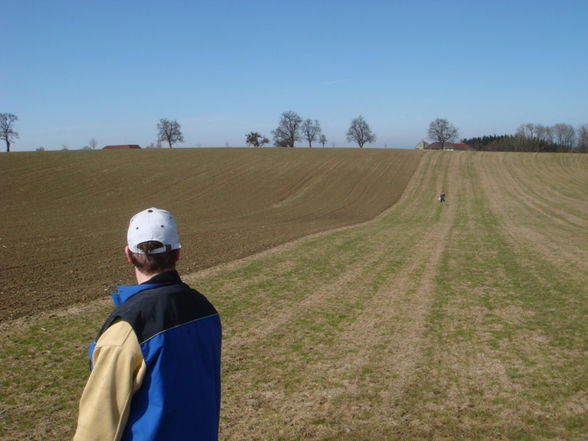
[{"x1": 130, "y1": 241, "x2": 179, "y2": 274}]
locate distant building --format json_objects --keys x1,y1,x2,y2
[
  {"x1": 102, "y1": 144, "x2": 142, "y2": 150},
  {"x1": 425, "y1": 142, "x2": 473, "y2": 151},
  {"x1": 415, "y1": 140, "x2": 428, "y2": 150}
]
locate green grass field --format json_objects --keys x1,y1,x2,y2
[{"x1": 0, "y1": 151, "x2": 586, "y2": 440}]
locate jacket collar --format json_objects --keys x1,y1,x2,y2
[
  {"x1": 110, "y1": 270, "x2": 182, "y2": 307},
  {"x1": 143, "y1": 270, "x2": 182, "y2": 285}
]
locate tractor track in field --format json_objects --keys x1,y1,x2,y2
[
  {"x1": 206, "y1": 152, "x2": 462, "y2": 440},
  {"x1": 290, "y1": 154, "x2": 459, "y2": 438},
  {"x1": 491, "y1": 155, "x2": 586, "y2": 230},
  {"x1": 476, "y1": 153, "x2": 588, "y2": 279}
]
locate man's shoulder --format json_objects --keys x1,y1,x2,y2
[
  {"x1": 126, "y1": 281, "x2": 215, "y2": 314},
  {"x1": 117, "y1": 282, "x2": 218, "y2": 344},
  {"x1": 97, "y1": 319, "x2": 135, "y2": 347}
]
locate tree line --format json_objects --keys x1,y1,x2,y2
[
  {"x1": 246, "y1": 111, "x2": 376, "y2": 149},
  {"x1": 2, "y1": 111, "x2": 586, "y2": 152},
  {"x1": 159, "y1": 112, "x2": 376, "y2": 149},
  {"x1": 462, "y1": 123, "x2": 588, "y2": 153},
  {"x1": 0, "y1": 111, "x2": 377, "y2": 151}
]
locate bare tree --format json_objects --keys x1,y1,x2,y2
[
  {"x1": 516, "y1": 122, "x2": 554, "y2": 143},
  {"x1": 516, "y1": 123, "x2": 538, "y2": 139},
  {"x1": 301, "y1": 119, "x2": 322, "y2": 148},
  {"x1": 577, "y1": 124, "x2": 588, "y2": 152},
  {"x1": 157, "y1": 118, "x2": 184, "y2": 148},
  {"x1": 347, "y1": 115, "x2": 375, "y2": 148},
  {"x1": 245, "y1": 131, "x2": 269, "y2": 147},
  {"x1": 89, "y1": 138, "x2": 98, "y2": 150},
  {"x1": 535, "y1": 124, "x2": 553, "y2": 144},
  {"x1": 0, "y1": 113, "x2": 19, "y2": 153},
  {"x1": 516, "y1": 123, "x2": 540, "y2": 151},
  {"x1": 517, "y1": 122, "x2": 575, "y2": 151},
  {"x1": 428, "y1": 118, "x2": 459, "y2": 150},
  {"x1": 272, "y1": 111, "x2": 302, "y2": 147},
  {"x1": 319, "y1": 134, "x2": 327, "y2": 148},
  {"x1": 553, "y1": 123, "x2": 576, "y2": 149}
]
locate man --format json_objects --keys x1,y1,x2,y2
[{"x1": 73, "y1": 208, "x2": 222, "y2": 441}]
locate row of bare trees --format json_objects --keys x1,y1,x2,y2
[
  {"x1": 1, "y1": 114, "x2": 185, "y2": 152},
  {"x1": 246, "y1": 111, "x2": 376, "y2": 148},
  {"x1": 463, "y1": 123, "x2": 588, "y2": 152},
  {"x1": 160, "y1": 113, "x2": 376, "y2": 149},
  {"x1": 271, "y1": 111, "x2": 327, "y2": 148},
  {"x1": 5, "y1": 111, "x2": 586, "y2": 152},
  {"x1": 515, "y1": 123, "x2": 585, "y2": 151}
]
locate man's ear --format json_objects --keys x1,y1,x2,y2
[{"x1": 124, "y1": 246, "x2": 133, "y2": 264}]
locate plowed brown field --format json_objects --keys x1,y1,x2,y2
[{"x1": 0, "y1": 148, "x2": 422, "y2": 320}]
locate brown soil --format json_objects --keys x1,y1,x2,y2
[{"x1": 0, "y1": 148, "x2": 422, "y2": 321}]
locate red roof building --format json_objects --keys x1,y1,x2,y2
[{"x1": 102, "y1": 144, "x2": 142, "y2": 150}]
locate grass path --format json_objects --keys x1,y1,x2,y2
[
  {"x1": 0, "y1": 152, "x2": 586, "y2": 440},
  {"x1": 184, "y1": 151, "x2": 457, "y2": 440},
  {"x1": 394, "y1": 153, "x2": 587, "y2": 440}
]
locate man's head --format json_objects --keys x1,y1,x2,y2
[{"x1": 125, "y1": 208, "x2": 181, "y2": 275}]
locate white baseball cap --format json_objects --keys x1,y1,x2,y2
[{"x1": 127, "y1": 208, "x2": 181, "y2": 254}]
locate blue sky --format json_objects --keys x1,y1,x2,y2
[{"x1": 3, "y1": 0, "x2": 587, "y2": 150}]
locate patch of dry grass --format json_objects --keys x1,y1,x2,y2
[{"x1": 395, "y1": 153, "x2": 588, "y2": 440}]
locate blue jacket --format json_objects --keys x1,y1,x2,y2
[{"x1": 90, "y1": 271, "x2": 222, "y2": 441}]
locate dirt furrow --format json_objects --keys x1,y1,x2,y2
[
  {"x1": 476, "y1": 154, "x2": 588, "y2": 277},
  {"x1": 491, "y1": 154, "x2": 587, "y2": 229},
  {"x1": 0, "y1": 149, "x2": 422, "y2": 321}
]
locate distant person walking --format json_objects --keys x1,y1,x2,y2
[
  {"x1": 439, "y1": 191, "x2": 446, "y2": 203},
  {"x1": 73, "y1": 208, "x2": 222, "y2": 441}
]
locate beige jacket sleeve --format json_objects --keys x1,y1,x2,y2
[{"x1": 73, "y1": 319, "x2": 147, "y2": 441}]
